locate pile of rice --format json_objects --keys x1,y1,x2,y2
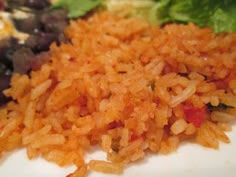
[{"x1": 1, "y1": 12, "x2": 236, "y2": 176}]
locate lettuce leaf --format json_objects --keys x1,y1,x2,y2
[
  {"x1": 152, "y1": 0, "x2": 236, "y2": 33},
  {"x1": 52, "y1": 0, "x2": 101, "y2": 18},
  {"x1": 52, "y1": 0, "x2": 236, "y2": 33}
]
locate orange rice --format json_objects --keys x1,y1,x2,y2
[{"x1": 1, "y1": 12, "x2": 236, "y2": 176}]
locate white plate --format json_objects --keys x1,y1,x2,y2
[{"x1": 1, "y1": 128, "x2": 236, "y2": 177}]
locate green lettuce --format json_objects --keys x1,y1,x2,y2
[
  {"x1": 151, "y1": 0, "x2": 236, "y2": 33},
  {"x1": 52, "y1": 0, "x2": 102, "y2": 18},
  {"x1": 51, "y1": 0, "x2": 236, "y2": 33}
]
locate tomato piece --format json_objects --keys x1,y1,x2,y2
[
  {"x1": 183, "y1": 104, "x2": 206, "y2": 127},
  {"x1": 108, "y1": 121, "x2": 124, "y2": 129}
]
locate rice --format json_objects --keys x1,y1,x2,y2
[
  {"x1": 170, "y1": 119, "x2": 188, "y2": 135},
  {"x1": 0, "y1": 12, "x2": 236, "y2": 176},
  {"x1": 88, "y1": 160, "x2": 123, "y2": 174}
]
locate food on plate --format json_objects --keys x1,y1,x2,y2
[
  {"x1": 1, "y1": 0, "x2": 236, "y2": 105},
  {"x1": 0, "y1": 0, "x2": 68, "y2": 105},
  {"x1": 103, "y1": 0, "x2": 236, "y2": 33},
  {"x1": 0, "y1": 0, "x2": 236, "y2": 177}
]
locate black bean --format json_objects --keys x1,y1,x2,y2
[
  {"x1": 0, "y1": 74, "x2": 10, "y2": 91},
  {"x1": 14, "y1": 15, "x2": 41, "y2": 34},
  {"x1": 40, "y1": 9, "x2": 68, "y2": 33},
  {"x1": 0, "y1": 38, "x2": 18, "y2": 68},
  {"x1": 12, "y1": 47, "x2": 34, "y2": 74},
  {"x1": 0, "y1": 39, "x2": 11, "y2": 66},
  {"x1": 24, "y1": 0, "x2": 50, "y2": 10},
  {"x1": 30, "y1": 51, "x2": 50, "y2": 70},
  {"x1": 0, "y1": 39, "x2": 11, "y2": 57},
  {"x1": 0, "y1": 63, "x2": 6, "y2": 75},
  {"x1": 7, "y1": 0, "x2": 50, "y2": 10},
  {"x1": 0, "y1": 74, "x2": 11, "y2": 106},
  {"x1": 25, "y1": 32, "x2": 58, "y2": 53}
]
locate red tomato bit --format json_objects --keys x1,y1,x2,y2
[{"x1": 183, "y1": 103, "x2": 206, "y2": 128}]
